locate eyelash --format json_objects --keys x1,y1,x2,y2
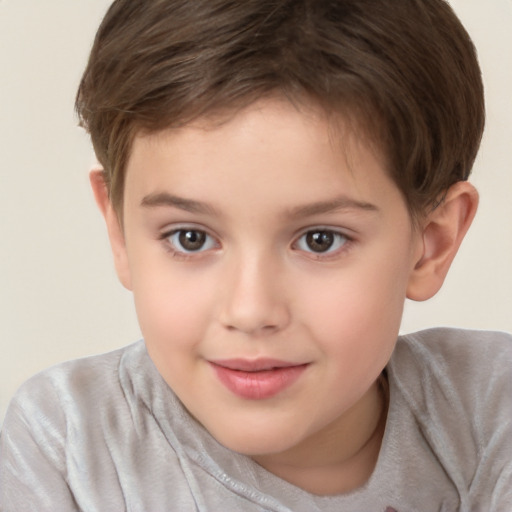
[
  {"x1": 293, "y1": 229, "x2": 352, "y2": 259},
  {"x1": 159, "y1": 227, "x2": 353, "y2": 261},
  {"x1": 159, "y1": 227, "x2": 219, "y2": 259}
]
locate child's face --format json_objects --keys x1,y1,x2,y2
[{"x1": 116, "y1": 99, "x2": 423, "y2": 460}]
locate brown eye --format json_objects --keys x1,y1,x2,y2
[
  {"x1": 305, "y1": 231, "x2": 335, "y2": 252},
  {"x1": 166, "y1": 229, "x2": 216, "y2": 253},
  {"x1": 179, "y1": 230, "x2": 206, "y2": 251},
  {"x1": 296, "y1": 229, "x2": 349, "y2": 255}
]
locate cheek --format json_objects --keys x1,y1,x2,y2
[
  {"x1": 306, "y1": 269, "x2": 405, "y2": 328},
  {"x1": 131, "y1": 264, "x2": 214, "y2": 353},
  {"x1": 299, "y1": 252, "x2": 411, "y2": 359},
  {"x1": 131, "y1": 268, "x2": 217, "y2": 391}
]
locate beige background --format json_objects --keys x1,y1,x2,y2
[{"x1": 1, "y1": 0, "x2": 511, "y2": 423}]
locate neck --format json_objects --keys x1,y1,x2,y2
[{"x1": 252, "y1": 374, "x2": 389, "y2": 495}]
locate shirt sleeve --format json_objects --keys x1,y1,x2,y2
[{"x1": 0, "y1": 376, "x2": 81, "y2": 512}]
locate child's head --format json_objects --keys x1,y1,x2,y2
[
  {"x1": 79, "y1": 0, "x2": 483, "y2": 493},
  {"x1": 77, "y1": 0, "x2": 484, "y2": 223}
]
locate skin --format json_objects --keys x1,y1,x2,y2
[{"x1": 91, "y1": 98, "x2": 478, "y2": 495}]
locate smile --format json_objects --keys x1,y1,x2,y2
[{"x1": 209, "y1": 359, "x2": 309, "y2": 400}]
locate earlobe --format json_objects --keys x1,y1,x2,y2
[
  {"x1": 89, "y1": 169, "x2": 132, "y2": 291},
  {"x1": 406, "y1": 181, "x2": 479, "y2": 301}
]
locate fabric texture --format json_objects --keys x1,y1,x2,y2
[{"x1": 1, "y1": 328, "x2": 511, "y2": 512}]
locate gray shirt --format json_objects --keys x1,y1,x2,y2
[{"x1": 1, "y1": 328, "x2": 511, "y2": 511}]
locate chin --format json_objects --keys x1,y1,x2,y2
[{"x1": 210, "y1": 421, "x2": 303, "y2": 457}]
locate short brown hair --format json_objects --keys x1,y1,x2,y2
[{"x1": 76, "y1": 0, "x2": 485, "y2": 219}]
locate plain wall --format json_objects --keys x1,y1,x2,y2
[{"x1": 1, "y1": 0, "x2": 511, "y2": 423}]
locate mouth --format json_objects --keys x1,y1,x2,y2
[{"x1": 209, "y1": 358, "x2": 309, "y2": 400}]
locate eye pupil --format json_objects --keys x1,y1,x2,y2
[
  {"x1": 179, "y1": 230, "x2": 206, "y2": 251},
  {"x1": 306, "y1": 231, "x2": 334, "y2": 252}
]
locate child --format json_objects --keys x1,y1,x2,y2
[{"x1": 1, "y1": 0, "x2": 511, "y2": 510}]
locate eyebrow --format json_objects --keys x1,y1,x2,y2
[
  {"x1": 141, "y1": 192, "x2": 218, "y2": 215},
  {"x1": 286, "y1": 196, "x2": 379, "y2": 218},
  {"x1": 140, "y1": 191, "x2": 379, "y2": 218}
]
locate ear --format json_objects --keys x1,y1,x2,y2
[
  {"x1": 89, "y1": 169, "x2": 132, "y2": 290},
  {"x1": 407, "y1": 181, "x2": 478, "y2": 301}
]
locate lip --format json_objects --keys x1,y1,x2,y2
[{"x1": 209, "y1": 358, "x2": 309, "y2": 400}]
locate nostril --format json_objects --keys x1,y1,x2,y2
[{"x1": 222, "y1": 322, "x2": 279, "y2": 335}]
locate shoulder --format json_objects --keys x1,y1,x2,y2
[
  {"x1": 3, "y1": 340, "x2": 146, "y2": 434},
  {"x1": 388, "y1": 328, "x2": 512, "y2": 506},
  {"x1": 16, "y1": 340, "x2": 143, "y2": 394},
  {"x1": 393, "y1": 326, "x2": 512, "y2": 375},
  {"x1": 0, "y1": 341, "x2": 147, "y2": 509},
  {"x1": 390, "y1": 327, "x2": 512, "y2": 415}
]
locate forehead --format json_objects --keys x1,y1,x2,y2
[{"x1": 123, "y1": 98, "x2": 402, "y2": 218}]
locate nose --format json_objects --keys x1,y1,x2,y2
[{"x1": 218, "y1": 253, "x2": 290, "y2": 336}]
